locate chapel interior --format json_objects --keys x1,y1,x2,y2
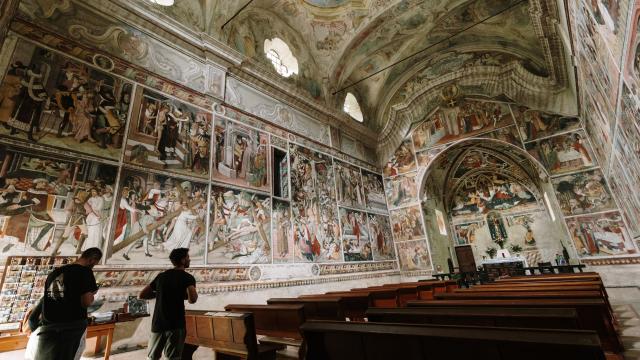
[{"x1": 0, "y1": 0, "x2": 639, "y2": 358}]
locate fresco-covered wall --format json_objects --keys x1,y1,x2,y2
[
  {"x1": 382, "y1": 86, "x2": 639, "y2": 273},
  {"x1": 570, "y1": 0, "x2": 640, "y2": 264},
  {"x1": 0, "y1": 21, "x2": 398, "y2": 297}
]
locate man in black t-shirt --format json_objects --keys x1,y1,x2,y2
[
  {"x1": 35, "y1": 247, "x2": 102, "y2": 360},
  {"x1": 139, "y1": 248, "x2": 197, "y2": 360}
]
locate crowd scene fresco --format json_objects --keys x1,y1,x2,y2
[
  {"x1": 108, "y1": 171, "x2": 208, "y2": 264},
  {"x1": 0, "y1": 36, "x2": 398, "y2": 268},
  {"x1": 0, "y1": 40, "x2": 132, "y2": 160},
  {"x1": 126, "y1": 88, "x2": 212, "y2": 178},
  {"x1": 0, "y1": 146, "x2": 117, "y2": 257}
]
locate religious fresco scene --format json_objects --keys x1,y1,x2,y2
[
  {"x1": 411, "y1": 98, "x2": 516, "y2": 152},
  {"x1": 367, "y1": 213, "x2": 396, "y2": 261},
  {"x1": 384, "y1": 171, "x2": 418, "y2": 210},
  {"x1": 334, "y1": 160, "x2": 365, "y2": 210},
  {"x1": 289, "y1": 144, "x2": 341, "y2": 262},
  {"x1": 382, "y1": 139, "x2": 416, "y2": 177},
  {"x1": 213, "y1": 117, "x2": 270, "y2": 192},
  {"x1": 0, "y1": 145, "x2": 117, "y2": 258},
  {"x1": 513, "y1": 110, "x2": 582, "y2": 142},
  {"x1": 2, "y1": 0, "x2": 640, "y2": 355},
  {"x1": 125, "y1": 88, "x2": 212, "y2": 178},
  {"x1": 552, "y1": 170, "x2": 616, "y2": 216},
  {"x1": 361, "y1": 170, "x2": 386, "y2": 212},
  {"x1": 566, "y1": 211, "x2": 638, "y2": 258},
  {"x1": 339, "y1": 208, "x2": 372, "y2": 262},
  {"x1": 449, "y1": 173, "x2": 538, "y2": 221},
  {"x1": 390, "y1": 205, "x2": 425, "y2": 242},
  {"x1": 396, "y1": 239, "x2": 431, "y2": 271},
  {"x1": 525, "y1": 131, "x2": 597, "y2": 175},
  {"x1": 207, "y1": 185, "x2": 271, "y2": 264},
  {"x1": 107, "y1": 170, "x2": 208, "y2": 265},
  {"x1": 0, "y1": 39, "x2": 133, "y2": 160},
  {"x1": 271, "y1": 199, "x2": 293, "y2": 263}
]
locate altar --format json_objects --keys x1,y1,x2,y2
[{"x1": 481, "y1": 256, "x2": 528, "y2": 279}]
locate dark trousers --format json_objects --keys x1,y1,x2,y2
[
  {"x1": 35, "y1": 325, "x2": 85, "y2": 360},
  {"x1": 148, "y1": 328, "x2": 186, "y2": 360}
]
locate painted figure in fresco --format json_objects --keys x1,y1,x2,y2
[
  {"x1": 83, "y1": 188, "x2": 105, "y2": 251},
  {"x1": 164, "y1": 200, "x2": 199, "y2": 251},
  {"x1": 93, "y1": 87, "x2": 118, "y2": 149},
  {"x1": 8, "y1": 63, "x2": 50, "y2": 142},
  {"x1": 55, "y1": 62, "x2": 87, "y2": 139},
  {"x1": 274, "y1": 204, "x2": 291, "y2": 259},
  {"x1": 190, "y1": 119, "x2": 210, "y2": 174}
]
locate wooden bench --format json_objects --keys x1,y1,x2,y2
[
  {"x1": 495, "y1": 273, "x2": 601, "y2": 283},
  {"x1": 266, "y1": 297, "x2": 345, "y2": 321},
  {"x1": 406, "y1": 298, "x2": 622, "y2": 354},
  {"x1": 183, "y1": 310, "x2": 281, "y2": 360},
  {"x1": 302, "y1": 293, "x2": 368, "y2": 321},
  {"x1": 434, "y1": 290, "x2": 603, "y2": 301},
  {"x1": 300, "y1": 320, "x2": 605, "y2": 360},
  {"x1": 223, "y1": 304, "x2": 305, "y2": 348},
  {"x1": 365, "y1": 307, "x2": 581, "y2": 330}
]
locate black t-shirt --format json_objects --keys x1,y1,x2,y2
[
  {"x1": 150, "y1": 269, "x2": 196, "y2": 332},
  {"x1": 42, "y1": 264, "x2": 98, "y2": 324}
]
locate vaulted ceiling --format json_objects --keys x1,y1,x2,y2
[{"x1": 134, "y1": 0, "x2": 574, "y2": 155}]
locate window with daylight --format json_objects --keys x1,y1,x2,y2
[
  {"x1": 264, "y1": 38, "x2": 299, "y2": 77},
  {"x1": 343, "y1": 92, "x2": 364, "y2": 122}
]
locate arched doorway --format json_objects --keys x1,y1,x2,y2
[{"x1": 417, "y1": 138, "x2": 574, "y2": 273}]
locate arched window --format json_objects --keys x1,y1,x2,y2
[
  {"x1": 343, "y1": 92, "x2": 363, "y2": 122},
  {"x1": 264, "y1": 38, "x2": 299, "y2": 77}
]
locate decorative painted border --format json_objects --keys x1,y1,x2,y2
[
  {"x1": 93, "y1": 269, "x2": 401, "y2": 302},
  {"x1": 318, "y1": 261, "x2": 397, "y2": 276}
]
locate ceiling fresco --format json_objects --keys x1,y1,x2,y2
[{"x1": 128, "y1": 0, "x2": 570, "y2": 137}]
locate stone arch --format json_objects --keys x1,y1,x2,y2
[{"x1": 416, "y1": 138, "x2": 573, "y2": 272}]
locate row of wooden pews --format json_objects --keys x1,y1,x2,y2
[{"x1": 183, "y1": 273, "x2": 621, "y2": 359}]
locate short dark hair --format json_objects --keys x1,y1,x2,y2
[
  {"x1": 81, "y1": 247, "x2": 103, "y2": 261},
  {"x1": 169, "y1": 248, "x2": 189, "y2": 266}
]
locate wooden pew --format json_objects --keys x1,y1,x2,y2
[
  {"x1": 266, "y1": 297, "x2": 345, "y2": 321},
  {"x1": 495, "y1": 273, "x2": 601, "y2": 283},
  {"x1": 434, "y1": 290, "x2": 603, "y2": 301},
  {"x1": 299, "y1": 293, "x2": 368, "y2": 321},
  {"x1": 325, "y1": 289, "x2": 399, "y2": 309},
  {"x1": 365, "y1": 307, "x2": 581, "y2": 330},
  {"x1": 223, "y1": 304, "x2": 305, "y2": 348},
  {"x1": 183, "y1": 310, "x2": 281, "y2": 360},
  {"x1": 300, "y1": 320, "x2": 605, "y2": 360},
  {"x1": 406, "y1": 298, "x2": 622, "y2": 354}
]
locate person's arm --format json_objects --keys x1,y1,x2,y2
[
  {"x1": 139, "y1": 275, "x2": 158, "y2": 300},
  {"x1": 186, "y1": 274, "x2": 197, "y2": 304},
  {"x1": 80, "y1": 292, "x2": 95, "y2": 308},
  {"x1": 138, "y1": 285, "x2": 156, "y2": 300},
  {"x1": 80, "y1": 269, "x2": 99, "y2": 308},
  {"x1": 186, "y1": 285, "x2": 197, "y2": 304}
]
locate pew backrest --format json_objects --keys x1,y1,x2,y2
[{"x1": 300, "y1": 320, "x2": 605, "y2": 360}]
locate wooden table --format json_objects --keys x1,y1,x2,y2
[
  {"x1": 0, "y1": 314, "x2": 149, "y2": 358},
  {"x1": 87, "y1": 322, "x2": 116, "y2": 360}
]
